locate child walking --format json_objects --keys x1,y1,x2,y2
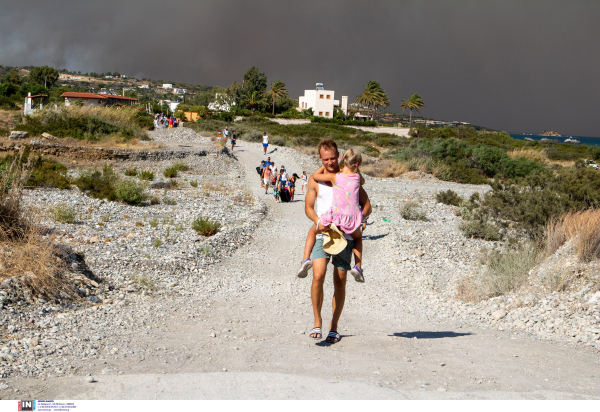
[{"x1": 297, "y1": 148, "x2": 365, "y2": 282}]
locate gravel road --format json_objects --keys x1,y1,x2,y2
[{"x1": 1, "y1": 131, "x2": 598, "y2": 399}]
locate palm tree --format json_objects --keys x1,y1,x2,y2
[
  {"x1": 264, "y1": 80, "x2": 288, "y2": 115},
  {"x1": 401, "y1": 94, "x2": 425, "y2": 128},
  {"x1": 241, "y1": 91, "x2": 266, "y2": 114},
  {"x1": 355, "y1": 80, "x2": 388, "y2": 121}
]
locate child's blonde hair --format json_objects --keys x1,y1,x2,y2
[{"x1": 341, "y1": 148, "x2": 362, "y2": 173}]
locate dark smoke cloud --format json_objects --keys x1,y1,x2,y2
[{"x1": 1, "y1": 0, "x2": 599, "y2": 135}]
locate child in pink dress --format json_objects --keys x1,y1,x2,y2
[{"x1": 297, "y1": 148, "x2": 365, "y2": 282}]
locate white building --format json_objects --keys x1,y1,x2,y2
[
  {"x1": 162, "y1": 84, "x2": 173, "y2": 89},
  {"x1": 139, "y1": 84, "x2": 149, "y2": 89},
  {"x1": 208, "y1": 93, "x2": 235, "y2": 112},
  {"x1": 174, "y1": 88, "x2": 187, "y2": 94},
  {"x1": 298, "y1": 83, "x2": 347, "y2": 118}
]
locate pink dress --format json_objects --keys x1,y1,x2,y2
[{"x1": 320, "y1": 173, "x2": 363, "y2": 234}]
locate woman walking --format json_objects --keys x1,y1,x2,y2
[
  {"x1": 288, "y1": 173, "x2": 299, "y2": 201},
  {"x1": 230, "y1": 131, "x2": 237, "y2": 151},
  {"x1": 300, "y1": 171, "x2": 308, "y2": 193}
]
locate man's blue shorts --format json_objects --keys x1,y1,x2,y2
[{"x1": 263, "y1": 143, "x2": 268, "y2": 147}]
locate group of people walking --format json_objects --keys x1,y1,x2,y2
[
  {"x1": 217, "y1": 126, "x2": 237, "y2": 151},
  {"x1": 154, "y1": 114, "x2": 180, "y2": 129},
  {"x1": 258, "y1": 156, "x2": 308, "y2": 203}
]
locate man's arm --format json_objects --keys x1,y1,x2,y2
[
  {"x1": 358, "y1": 187, "x2": 372, "y2": 219},
  {"x1": 305, "y1": 177, "x2": 329, "y2": 233}
]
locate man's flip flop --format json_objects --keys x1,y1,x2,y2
[
  {"x1": 326, "y1": 331, "x2": 341, "y2": 343},
  {"x1": 309, "y1": 327, "x2": 322, "y2": 339}
]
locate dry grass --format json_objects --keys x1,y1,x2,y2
[
  {"x1": 232, "y1": 190, "x2": 253, "y2": 204},
  {"x1": 508, "y1": 148, "x2": 549, "y2": 164},
  {"x1": 0, "y1": 155, "x2": 78, "y2": 301},
  {"x1": 362, "y1": 160, "x2": 408, "y2": 178},
  {"x1": 545, "y1": 209, "x2": 600, "y2": 262},
  {"x1": 295, "y1": 146, "x2": 319, "y2": 157},
  {"x1": 202, "y1": 182, "x2": 227, "y2": 193},
  {"x1": 457, "y1": 242, "x2": 539, "y2": 301}
]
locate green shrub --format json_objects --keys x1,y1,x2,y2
[
  {"x1": 124, "y1": 168, "x2": 138, "y2": 176},
  {"x1": 50, "y1": 204, "x2": 76, "y2": 224},
  {"x1": 152, "y1": 238, "x2": 163, "y2": 248},
  {"x1": 436, "y1": 190, "x2": 463, "y2": 206},
  {"x1": 149, "y1": 218, "x2": 158, "y2": 228},
  {"x1": 27, "y1": 154, "x2": 71, "y2": 189},
  {"x1": 162, "y1": 196, "x2": 176, "y2": 205},
  {"x1": 163, "y1": 167, "x2": 178, "y2": 178},
  {"x1": 114, "y1": 178, "x2": 148, "y2": 205},
  {"x1": 192, "y1": 216, "x2": 221, "y2": 237},
  {"x1": 74, "y1": 165, "x2": 118, "y2": 201},
  {"x1": 149, "y1": 195, "x2": 160, "y2": 205},
  {"x1": 138, "y1": 170, "x2": 154, "y2": 181},
  {"x1": 172, "y1": 162, "x2": 189, "y2": 171},
  {"x1": 190, "y1": 179, "x2": 198, "y2": 188}
]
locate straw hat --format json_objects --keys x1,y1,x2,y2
[{"x1": 322, "y1": 224, "x2": 348, "y2": 255}]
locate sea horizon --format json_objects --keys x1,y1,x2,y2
[{"x1": 509, "y1": 133, "x2": 600, "y2": 147}]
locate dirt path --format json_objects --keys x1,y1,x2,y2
[{"x1": 10, "y1": 141, "x2": 600, "y2": 399}]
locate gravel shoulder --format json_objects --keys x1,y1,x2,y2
[{"x1": 1, "y1": 131, "x2": 598, "y2": 399}]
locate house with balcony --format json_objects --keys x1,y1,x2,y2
[{"x1": 298, "y1": 83, "x2": 347, "y2": 118}]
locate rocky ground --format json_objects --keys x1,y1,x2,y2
[{"x1": 0, "y1": 127, "x2": 598, "y2": 399}]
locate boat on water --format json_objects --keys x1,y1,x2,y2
[{"x1": 564, "y1": 136, "x2": 580, "y2": 144}]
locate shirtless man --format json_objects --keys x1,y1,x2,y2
[{"x1": 304, "y1": 139, "x2": 371, "y2": 343}]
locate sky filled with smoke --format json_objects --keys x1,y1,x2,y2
[{"x1": 1, "y1": 0, "x2": 598, "y2": 135}]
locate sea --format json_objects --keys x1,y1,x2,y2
[{"x1": 509, "y1": 133, "x2": 600, "y2": 148}]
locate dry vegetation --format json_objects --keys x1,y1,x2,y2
[
  {"x1": 0, "y1": 156, "x2": 76, "y2": 301},
  {"x1": 508, "y1": 148, "x2": 549, "y2": 164},
  {"x1": 545, "y1": 209, "x2": 600, "y2": 262},
  {"x1": 362, "y1": 159, "x2": 408, "y2": 178}
]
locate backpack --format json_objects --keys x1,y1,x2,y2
[{"x1": 256, "y1": 166, "x2": 262, "y2": 175}]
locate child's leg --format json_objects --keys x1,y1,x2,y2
[
  {"x1": 303, "y1": 224, "x2": 317, "y2": 260},
  {"x1": 350, "y1": 228, "x2": 363, "y2": 269}
]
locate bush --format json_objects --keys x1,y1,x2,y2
[
  {"x1": 310, "y1": 116, "x2": 378, "y2": 127},
  {"x1": 138, "y1": 170, "x2": 154, "y2": 181},
  {"x1": 163, "y1": 167, "x2": 178, "y2": 178},
  {"x1": 192, "y1": 216, "x2": 221, "y2": 237},
  {"x1": 172, "y1": 162, "x2": 189, "y2": 171},
  {"x1": 74, "y1": 165, "x2": 118, "y2": 201},
  {"x1": 480, "y1": 243, "x2": 539, "y2": 297},
  {"x1": 436, "y1": 190, "x2": 463, "y2": 206},
  {"x1": 190, "y1": 179, "x2": 198, "y2": 188},
  {"x1": 114, "y1": 178, "x2": 148, "y2": 205},
  {"x1": 50, "y1": 204, "x2": 76, "y2": 224},
  {"x1": 13, "y1": 105, "x2": 150, "y2": 141},
  {"x1": 400, "y1": 201, "x2": 429, "y2": 221},
  {"x1": 0, "y1": 96, "x2": 19, "y2": 110},
  {"x1": 162, "y1": 196, "x2": 176, "y2": 205},
  {"x1": 124, "y1": 168, "x2": 138, "y2": 176}
]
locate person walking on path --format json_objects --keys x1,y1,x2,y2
[
  {"x1": 259, "y1": 160, "x2": 266, "y2": 188},
  {"x1": 262, "y1": 132, "x2": 269, "y2": 155},
  {"x1": 263, "y1": 163, "x2": 272, "y2": 194},
  {"x1": 301, "y1": 171, "x2": 308, "y2": 193},
  {"x1": 224, "y1": 126, "x2": 229, "y2": 142},
  {"x1": 230, "y1": 131, "x2": 237, "y2": 151},
  {"x1": 288, "y1": 173, "x2": 298, "y2": 201},
  {"x1": 303, "y1": 139, "x2": 371, "y2": 343}
]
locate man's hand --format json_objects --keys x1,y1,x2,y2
[{"x1": 316, "y1": 220, "x2": 330, "y2": 234}]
